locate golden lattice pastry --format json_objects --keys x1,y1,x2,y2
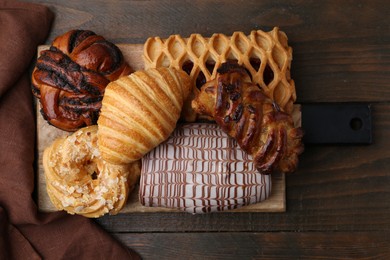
[
  {"x1": 43, "y1": 125, "x2": 141, "y2": 218},
  {"x1": 143, "y1": 27, "x2": 296, "y2": 121}
]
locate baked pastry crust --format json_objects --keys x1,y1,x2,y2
[
  {"x1": 32, "y1": 30, "x2": 132, "y2": 131},
  {"x1": 97, "y1": 67, "x2": 191, "y2": 164},
  {"x1": 43, "y1": 125, "x2": 140, "y2": 217},
  {"x1": 143, "y1": 27, "x2": 296, "y2": 121},
  {"x1": 139, "y1": 123, "x2": 272, "y2": 213},
  {"x1": 192, "y1": 62, "x2": 303, "y2": 174}
]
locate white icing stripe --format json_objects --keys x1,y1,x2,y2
[{"x1": 139, "y1": 123, "x2": 272, "y2": 214}]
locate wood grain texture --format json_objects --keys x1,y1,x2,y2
[
  {"x1": 113, "y1": 232, "x2": 390, "y2": 260},
  {"x1": 26, "y1": 0, "x2": 390, "y2": 259},
  {"x1": 29, "y1": 0, "x2": 390, "y2": 104},
  {"x1": 96, "y1": 104, "x2": 390, "y2": 232}
]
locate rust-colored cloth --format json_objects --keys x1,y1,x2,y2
[{"x1": 0, "y1": 1, "x2": 140, "y2": 259}]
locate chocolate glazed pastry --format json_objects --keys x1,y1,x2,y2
[
  {"x1": 192, "y1": 62, "x2": 304, "y2": 174},
  {"x1": 31, "y1": 30, "x2": 133, "y2": 131}
]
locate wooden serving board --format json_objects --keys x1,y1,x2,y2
[{"x1": 36, "y1": 44, "x2": 286, "y2": 214}]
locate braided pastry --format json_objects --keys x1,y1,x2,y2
[
  {"x1": 32, "y1": 30, "x2": 133, "y2": 131},
  {"x1": 43, "y1": 125, "x2": 141, "y2": 218},
  {"x1": 192, "y1": 62, "x2": 304, "y2": 174},
  {"x1": 98, "y1": 67, "x2": 191, "y2": 164}
]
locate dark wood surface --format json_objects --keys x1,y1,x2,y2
[{"x1": 27, "y1": 0, "x2": 390, "y2": 259}]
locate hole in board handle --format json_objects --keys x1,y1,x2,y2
[{"x1": 350, "y1": 117, "x2": 363, "y2": 131}]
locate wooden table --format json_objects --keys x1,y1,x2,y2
[{"x1": 27, "y1": 1, "x2": 390, "y2": 259}]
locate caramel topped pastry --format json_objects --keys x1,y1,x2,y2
[{"x1": 192, "y1": 62, "x2": 304, "y2": 174}]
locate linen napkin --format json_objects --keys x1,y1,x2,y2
[{"x1": 0, "y1": 1, "x2": 140, "y2": 259}]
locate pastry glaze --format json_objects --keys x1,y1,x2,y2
[
  {"x1": 192, "y1": 63, "x2": 304, "y2": 174},
  {"x1": 32, "y1": 30, "x2": 132, "y2": 131},
  {"x1": 139, "y1": 123, "x2": 272, "y2": 214}
]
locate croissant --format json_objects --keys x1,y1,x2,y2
[
  {"x1": 192, "y1": 62, "x2": 304, "y2": 174},
  {"x1": 31, "y1": 30, "x2": 133, "y2": 131},
  {"x1": 97, "y1": 67, "x2": 192, "y2": 164}
]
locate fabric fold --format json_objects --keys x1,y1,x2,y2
[{"x1": 0, "y1": 1, "x2": 140, "y2": 259}]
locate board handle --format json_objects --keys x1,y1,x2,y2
[{"x1": 301, "y1": 103, "x2": 372, "y2": 144}]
